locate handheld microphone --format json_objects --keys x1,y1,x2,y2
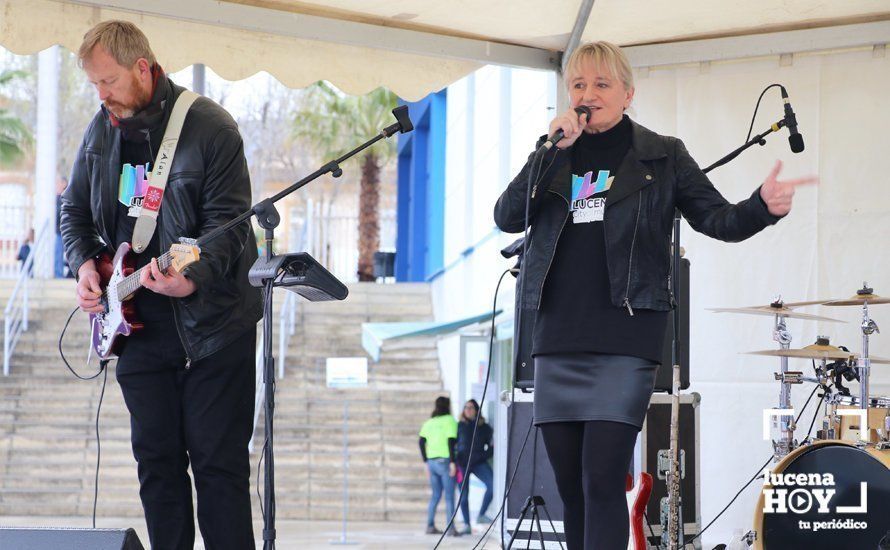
[
  {"x1": 538, "y1": 106, "x2": 592, "y2": 153},
  {"x1": 779, "y1": 87, "x2": 804, "y2": 153}
]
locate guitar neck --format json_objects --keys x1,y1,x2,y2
[{"x1": 115, "y1": 251, "x2": 174, "y2": 299}]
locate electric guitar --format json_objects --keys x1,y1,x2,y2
[
  {"x1": 626, "y1": 472, "x2": 653, "y2": 550},
  {"x1": 90, "y1": 239, "x2": 201, "y2": 358}
]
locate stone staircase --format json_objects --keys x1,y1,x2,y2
[{"x1": 0, "y1": 279, "x2": 444, "y2": 524}]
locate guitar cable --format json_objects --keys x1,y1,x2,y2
[{"x1": 59, "y1": 306, "x2": 111, "y2": 529}]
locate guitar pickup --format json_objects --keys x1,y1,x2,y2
[{"x1": 656, "y1": 449, "x2": 685, "y2": 480}]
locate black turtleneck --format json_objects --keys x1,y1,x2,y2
[{"x1": 533, "y1": 115, "x2": 668, "y2": 362}]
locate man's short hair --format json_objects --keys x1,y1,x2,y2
[{"x1": 78, "y1": 20, "x2": 157, "y2": 68}]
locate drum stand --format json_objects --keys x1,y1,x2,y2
[{"x1": 771, "y1": 312, "x2": 798, "y2": 460}]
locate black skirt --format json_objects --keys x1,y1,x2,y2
[{"x1": 533, "y1": 352, "x2": 658, "y2": 428}]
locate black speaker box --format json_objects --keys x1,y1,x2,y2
[
  {"x1": 655, "y1": 257, "x2": 690, "y2": 392},
  {"x1": 505, "y1": 392, "x2": 566, "y2": 544},
  {"x1": 0, "y1": 527, "x2": 144, "y2": 550},
  {"x1": 513, "y1": 258, "x2": 690, "y2": 391}
]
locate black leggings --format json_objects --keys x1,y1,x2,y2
[{"x1": 540, "y1": 420, "x2": 639, "y2": 550}]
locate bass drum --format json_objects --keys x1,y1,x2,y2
[{"x1": 752, "y1": 440, "x2": 890, "y2": 550}]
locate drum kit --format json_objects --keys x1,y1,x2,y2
[{"x1": 710, "y1": 283, "x2": 890, "y2": 550}]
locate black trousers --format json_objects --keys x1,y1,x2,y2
[{"x1": 116, "y1": 325, "x2": 256, "y2": 550}]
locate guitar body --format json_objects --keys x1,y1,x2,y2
[
  {"x1": 626, "y1": 472, "x2": 653, "y2": 550},
  {"x1": 91, "y1": 242, "x2": 142, "y2": 359},
  {"x1": 88, "y1": 240, "x2": 200, "y2": 359}
]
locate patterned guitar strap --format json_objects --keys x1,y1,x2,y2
[{"x1": 131, "y1": 90, "x2": 200, "y2": 253}]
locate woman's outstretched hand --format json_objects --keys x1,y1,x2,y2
[{"x1": 759, "y1": 159, "x2": 818, "y2": 217}]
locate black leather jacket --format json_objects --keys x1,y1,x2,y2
[
  {"x1": 494, "y1": 118, "x2": 781, "y2": 314},
  {"x1": 61, "y1": 79, "x2": 263, "y2": 363}
]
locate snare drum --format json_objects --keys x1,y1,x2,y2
[
  {"x1": 752, "y1": 440, "x2": 890, "y2": 549},
  {"x1": 822, "y1": 394, "x2": 890, "y2": 443}
]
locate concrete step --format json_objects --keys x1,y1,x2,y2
[{"x1": 1, "y1": 281, "x2": 439, "y2": 523}]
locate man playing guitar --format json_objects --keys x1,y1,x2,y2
[{"x1": 61, "y1": 20, "x2": 262, "y2": 550}]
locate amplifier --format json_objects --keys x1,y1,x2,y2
[{"x1": 0, "y1": 527, "x2": 144, "y2": 550}]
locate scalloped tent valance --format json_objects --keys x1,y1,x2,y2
[{"x1": 2, "y1": 0, "x2": 889, "y2": 100}]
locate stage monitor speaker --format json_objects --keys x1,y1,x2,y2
[
  {"x1": 513, "y1": 258, "x2": 690, "y2": 391},
  {"x1": 505, "y1": 392, "x2": 565, "y2": 544},
  {"x1": 655, "y1": 257, "x2": 690, "y2": 392},
  {"x1": 0, "y1": 527, "x2": 144, "y2": 549}
]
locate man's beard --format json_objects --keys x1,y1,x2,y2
[{"x1": 104, "y1": 77, "x2": 152, "y2": 119}]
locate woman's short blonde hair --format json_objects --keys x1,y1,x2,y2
[
  {"x1": 78, "y1": 20, "x2": 157, "y2": 68},
  {"x1": 563, "y1": 41, "x2": 634, "y2": 91}
]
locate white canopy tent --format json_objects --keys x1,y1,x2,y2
[
  {"x1": 1, "y1": 0, "x2": 888, "y2": 100},
  {"x1": 4, "y1": 0, "x2": 888, "y2": 268}
]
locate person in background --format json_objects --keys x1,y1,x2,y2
[
  {"x1": 455, "y1": 398, "x2": 495, "y2": 534},
  {"x1": 419, "y1": 396, "x2": 459, "y2": 536},
  {"x1": 16, "y1": 228, "x2": 33, "y2": 275}
]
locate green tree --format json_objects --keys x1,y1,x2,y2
[
  {"x1": 0, "y1": 69, "x2": 33, "y2": 166},
  {"x1": 293, "y1": 82, "x2": 397, "y2": 281}
]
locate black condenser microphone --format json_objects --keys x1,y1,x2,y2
[
  {"x1": 538, "y1": 106, "x2": 592, "y2": 153},
  {"x1": 779, "y1": 87, "x2": 805, "y2": 153}
]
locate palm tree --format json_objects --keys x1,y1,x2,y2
[
  {"x1": 0, "y1": 69, "x2": 33, "y2": 166},
  {"x1": 293, "y1": 82, "x2": 397, "y2": 281}
]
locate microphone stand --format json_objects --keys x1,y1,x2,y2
[
  {"x1": 194, "y1": 106, "x2": 413, "y2": 550},
  {"x1": 664, "y1": 117, "x2": 788, "y2": 549}
]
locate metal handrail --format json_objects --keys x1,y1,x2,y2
[
  {"x1": 248, "y1": 330, "x2": 265, "y2": 453},
  {"x1": 4, "y1": 219, "x2": 50, "y2": 375}
]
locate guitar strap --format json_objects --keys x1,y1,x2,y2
[{"x1": 131, "y1": 90, "x2": 200, "y2": 253}]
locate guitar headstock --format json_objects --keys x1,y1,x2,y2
[{"x1": 170, "y1": 243, "x2": 201, "y2": 272}]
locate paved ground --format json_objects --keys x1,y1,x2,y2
[{"x1": 0, "y1": 515, "x2": 507, "y2": 549}]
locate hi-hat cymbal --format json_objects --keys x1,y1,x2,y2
[
  {"x1": 745, "y1": 346, "x2": 857, "y2": 361},
  {"x1": 709, "y1": 304, "x2": 843, "y2": 322},
  {"x1": 823, "y1": 294, "x2": 890, "y2": 306},
  {"x1": 824, "y1": 283, "x2": 890, "y2": 306}
]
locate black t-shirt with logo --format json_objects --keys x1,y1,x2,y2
[
  {"x1": 533, "y1": 115, "x2": 667, "y2": 362},
  {"x1": 113, "y1": 129, "x2": 174, "y2": 324}
]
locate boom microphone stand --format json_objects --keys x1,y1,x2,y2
[
  {"x1": 194, "y1": 106, "x2": 414, "y2": 550},
  {"x1": 662, "y1": 115, "x2": 793, "y2": 550}
]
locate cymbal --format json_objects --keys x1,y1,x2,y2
[
  {"x1": 823, "y1": 293, "x2": 890, "y2": 306},
  {"x1": 709, "y1": 305, "x2": 843, "y2": 322},
  {"x1": 745, "y1": 346, "x2": 857, "y2": 361},
  {"x1": 864, "y1": 356, "x2": 890, "y2": 365}
]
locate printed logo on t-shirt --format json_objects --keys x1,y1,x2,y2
[
  {"x1": 119, "y1": 162, "x2": 151, "y2": 217},
  {"x1": 571, "y1": 169, "x2": 613, "y2": 224}
]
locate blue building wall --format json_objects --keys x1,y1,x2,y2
[{"x1": 395, "y1": 91, "x2": 447, "y2": 282}]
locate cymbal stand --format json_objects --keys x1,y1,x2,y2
[
  {"x1": 858, "y1": 296, "x2": 879, "y2": 416},
  {"x1": 772, "y1": 312, "x2": 797, "y2": 460}
]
